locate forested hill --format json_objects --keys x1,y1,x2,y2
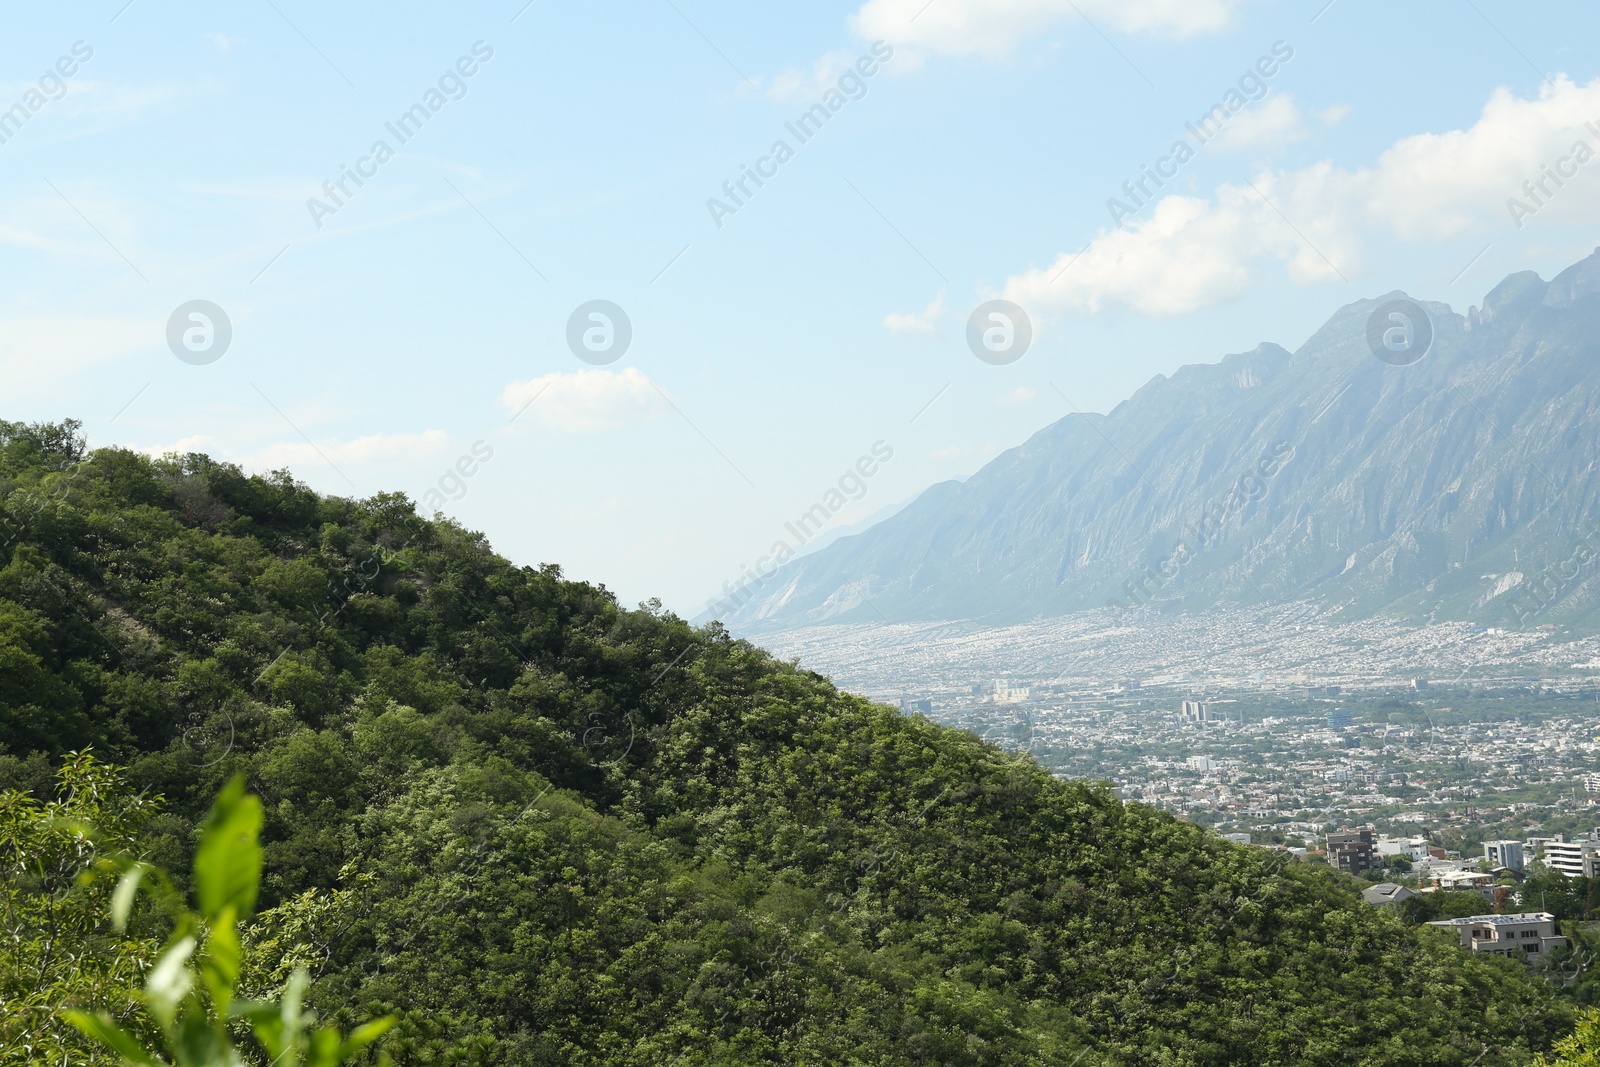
[{"x1": 0, "y1": 419, "x2": 1574, "y2": 1065}]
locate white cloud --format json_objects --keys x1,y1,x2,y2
[
  {"x1": 137, "y1": 435, "x2": 217, "y2": 458},
  {"x1": 203, "y1": 33, "x2": 244, "y2": 54},
  {"x1": 1316, "y1": 103, "x2": 1351, "y2": 126},
  {"x1": 766, "y1": 50, "x2": 860, "y2": 100},
  {"x1": 243, "y1": 430, "x2": 451, "y2": 471},
  {"x1": 1005, "y1": 75, "x2": 1600, "y2": 318},
  {"x1": 883, "y1": 291, "x2": 947, "y2": 333},
  {"x1": 501, "y1": 368, "x2": 669, "y2": 432},
  {"x1": 1210, "y1": 93, "x2": 1305, "y2": 152},
  {"x1": 998, "y1": 386, "x2": 1036, "y2": 405},
  {"x1": 850, "y1": 0, "x2": 1241, "y2": 60}
]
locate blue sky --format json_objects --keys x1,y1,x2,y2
[{"x1": 4, "y1": 0, "x2": 1599, "y2": 616}]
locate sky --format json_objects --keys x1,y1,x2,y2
[{"x1": 3, "y1": 0, "x2": 1599, "y2": 618}]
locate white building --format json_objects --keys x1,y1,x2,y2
[
  {"x1": 1543, "y1": 838, "x2": 1600, "y2": 879},
  {"x1": 1484, "y1": 840, "x2": 1525, "y2": 872},
  {"x1": 1376, "y1": 835, "x2": 1431, "y2": 862},
  {"x1": 992, "y1": 680, "x2": 1031, "y2": 705},
  {"x1": 1186, "y1": 755, "x2": 1219, "y2": 773},
  {"x1": 1435, "y1": 870, "x2": 1494, "y2": 893},
  {"x1": 1426, "y1": 913, "x2": 1567, "y2": 957}
]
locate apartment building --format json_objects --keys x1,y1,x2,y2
[
  {"x1": 1426, "y1": 913, "x2": 1567, "y2": 956},
  {"x1": 1327, "y1": 829, "x2": 1376, "y2": 874},
  {"x1": 1484, "y1": 840, "x2": 1525, "y2": 872},
  {"x1": 1543, "y1": 837, "x2": 1600, "y2": 879}
]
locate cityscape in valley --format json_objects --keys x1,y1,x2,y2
[
  {"x1": 760, "y1": 606, "x2": 1600, "y2": 918},
  {"x1": 757, "y1": 607, "x2": 1600, "y2": 699}
]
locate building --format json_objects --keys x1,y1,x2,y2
[
  {"x1": 1186, "y1": 755, "x2": 1219, "y2": 773},
  {"x1": 1484, "y1": 840, "x2": 1525, "y2": 872},
  {"x1": 1377, "y1": 835, "x2": 1430, "y2": 862},
  {"x1": 1327, "y1": 829, "x2": 1376, "y2": 874},
  {"x1": 1221, "y1": 832, "x2": 1251, "y2": 845},
  {"x1": 1180, "y1": 700, "x2": 1210, "y2": 724},
  {"x1": 1436, "y1": 870, "x2": 1494, "y2": 893},
  {"x1": 993, "y1": 680, "x2": 1030, "y2": 705},
  {"x1": 1543, "y1": 837, "x2": 1600, "y2": 879},
  {"x1": 1426, "y1": 913, "x2": 1567, "y2": 956},
  {"x1": 898, "y1": 697, "x2": 933, "y2": 714},
  {"x1": 1362, "y1": 882, "x2": 1417, "y2": 906},
  {"x1": 1327, "y1": 708, "x2": 1352, "y2": 729}
]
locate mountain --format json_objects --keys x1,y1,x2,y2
[
  {"x1": 0, "y1": 420, "x2": 1572, "y2": 1065},
  {"x1": 713, "y1": 251, "x2": 1600, "y2": 634}
]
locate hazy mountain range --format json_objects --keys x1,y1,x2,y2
[{"x1": 712, "y1": 249, "x2": 1600, "y2": 635}]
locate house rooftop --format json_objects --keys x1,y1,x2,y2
[{"x1": 1427, "y1": 912, "x2": 1555, "y2": 926}]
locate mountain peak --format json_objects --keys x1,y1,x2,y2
[
  {"x1": 1543, "y1": 246, "x2": 1600, "y2": 308},
  {"x1": 716, "y1": 250, "x2": 1600, "y2": 632}
]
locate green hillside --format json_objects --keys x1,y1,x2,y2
[{"x1": 0, "y1": 418, "x2": 1579, "y2": 1065}]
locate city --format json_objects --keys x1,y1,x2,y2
[{"x1": 886, "y1": 672, "x2": 1600, "y2": 860}]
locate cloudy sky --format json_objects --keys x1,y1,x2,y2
[{"x1": 3, "y1": 0, "x2": 1598, "y2": 615}]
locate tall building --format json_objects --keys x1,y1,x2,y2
[
  {"x1": 1484, "y1": 840, "x2": 1525, "y2": 872},
  {"x1": 1543, "y1": 838, "x2": 1600, "y2": 879},
  {"x1": 1327, "y1": 708, "x2": 1352, "y2": 729},
  {"x1": 1327, "y1": 829, "x2": 1376, "y2": 874},
  {"x1": 1180, "y1": 700, "x2": 1210, "y2": 724}
]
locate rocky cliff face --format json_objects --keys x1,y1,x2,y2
[{"x1": 715, "y1": 251, "x2": 1600, "y2": 633}]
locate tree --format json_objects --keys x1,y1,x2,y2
[
  {"x1": 1535, "y1": 1008, "x2": 1600, "y2": 1065},
  {"x1": 62, "y1": 775, "x2": 394, "y2": 1067},
  {"x1": 0, "y1": 751, "x2": 160, "y2": 1067}
]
